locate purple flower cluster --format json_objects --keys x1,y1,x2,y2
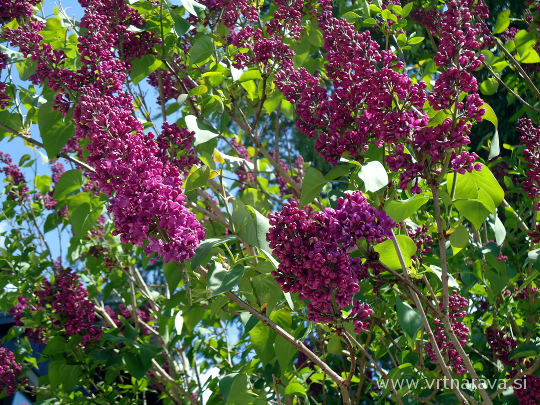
[
  {"x1": 272, "y1": 0, "x2": 491, "y2": 192},
  {"x1": 485, "y1": 326, "x2": 518, "y2": 367},
  {"x1": 425, "y1": 291, "x2": 470, "y2": 376},
  {"x1": 517, "y1": 119, "x2": 540, "y2": 243},
  {"x1": 407, "y1": 224, "x2": 433, "y2": 264},
  {"x1": 0, "y1": 152, "x2": 29, "y2": 200},
  {"x1": 277, "y1": 0, "x2": 428, "y2": 166},
  {"x1": 0, "y1": 345, "x2": 22, "y2": 396},
  {"x1": 105, "y1": 304, "x2": 154, "y2": 336},
  {"x1": 10, "y1": 297, "x2": 47, "y2": 344},
  {"x1": 274, "y1": 154, "x2": 304, "y2": 198},
  {"x1": 0, "y1": 0, "x2": 41, "y2": 22},
  {"x1": 10, "y1": 268, "x2": 101, "y2": 345},
  {"x1": 219, "y1": 0, "x2": 302, "y2": 69},
  {"x1": 37, "y1": 268, "x2": 102, "y2": 345},
  {"x1": 514, "y1": 375, "x2": 540, "y2": 405},
  {"x1": 267, "y1": 191, "x2": 394, "y2": 324},
  {"x1": 7, "y1": 0, "x2": 205, "y2": 263},
  {"x1": 0, "y1": 51, "x2": 9, "y2": 109},
  {"x1": 232, "y1": 140, "x2": 255, "y2": 189}
]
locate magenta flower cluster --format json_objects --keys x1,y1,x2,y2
[
  {"x1": 6, "y1": 0, "x2": 204, "y2": 263},
  {"x1": 517, "y1": 118, "x2": 540, "y2": 243},
  {"x1": 232, "y1": 140, "x2": 255, "y2": 189},
  {"x1": 0, "y1": 51, "x2": 9, "y2": 109},
  {"x1": 0, "y1": 152, "x2": 29, "y2": 200},
  {"x1": 0, "y1": 0, "x2": 41, "y2": 22},
  {"x1": 267, "y1": 191, "x2": 394, "y2": 329},
  {"x1": 486, "y1": 324, "x2": 540, "y2": 403},
  {"x1": 12, "y1": 267, "x2": 102, "y2": 346},
  {"x1": 485, "y1": 326, "x2": 518, "y2": 367},
  {"x1": 274, "y1": 153, "x2": 304, "y2": 199},
  {"x1": 105, "y1": 304, "x2": 154, "y2": 336},
  {"x1": 271, "y1": 0, "x2": 489, "y2": 192},
  {"x1": 0, "y1": 345, "x2": 22, "y2": 396},
  {"x1": 425, "y1": 291, "x2": 469, "y2": 375}
]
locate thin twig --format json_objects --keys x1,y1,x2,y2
[
  {"x1": 482, "y1": 61, "x2": 540, "y2": 113},
  {"x1": 343, "y1": 330, "x2": 404, "y2": 405},
  {"x1": 0, "y1": 123, "x2": 95, "y2": 172},
  {"x1": 490, "y1": 358, "x2": 540, "y2": 400},
  {"x1": 495, "y1": 37, "x2": 540, "y2": 102}
]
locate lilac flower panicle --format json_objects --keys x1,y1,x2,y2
[{"x1": 268, "y1": 191, "x2": 394, "y2": 327}]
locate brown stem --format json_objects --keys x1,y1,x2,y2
[
  {"x1": 430, "y1": 188, "x2": 493, "y2": 405},
  {"x1": 343, "y1": 330, "x2": 404, "y2": 405},
  {"x1": 482, "y1": 61, "x2": 540, "y2": 113},
  {"x1": 495, "y1": 38, "x2": 540, "y2": 102},
  {"x1": 390, "y1": 229, "x2": 473, "y2": 404},
  {"x1": 1, "y1": 123, "x2": 95, "y2": 172},
  {"x1": 490, "y1": 359, "x2": 540, "y2": 400},
  {"x1": 195, "y1": 266, "x2": 348, "y2": 391}
]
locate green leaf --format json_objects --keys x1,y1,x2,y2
[
  {"x1": 482, "y1": 102, "x2": 498, "y2": 128},
  {"x1": 190, "y1": 236, "x2": 238, "y2": 270},
  {"x1": 185, "y1": 115, "x2": 219, "y2": 145},
  {"x1": 164, "y1": 261, "x2": 183, "y2": 293},
  {"x1": 53, "y1": 169, "x2": 83, "y2": 200},
  {"x1": 188, "y1": 85, "x2": 208, "y2": 96},
  {"x1": 395, "y1": 296, "x2": 422, "y2": 338},
  {"x1": 123, "y1": 352, "x2": 149, "y2": 379},
  {"x1": 171, "y1": 13, "x2": 191, "y2": 36},
  {"x1": 208, "y1": 262, "x2": 245, "y2": 296},
  {"x1": 238, "y1": 69, "x2": 262, "y2": 82},
  {"x1": 493, "y1": 10, "x2": 511, "y2": 34},
  {"x1": 48, "y1": 360, "x2": 81, "y2": 391},
  {"x1": 488, "y1": 129, "x2": 500, "y2": 161},
  {"x1": 44, "y1": 212, "x2": 61, "y2": 233},
  {"x1": 181, "y1": 0, "x2": 206, "y2": 16},
  {"x1": 374, "y1": 235, "x2": 417, "y2": 270},
  {"x1": 249, "y1": 322, "x2": 275, "y2": 364},
  {"x1": 358, "y1": 161, "x2": 388, "y2": 192},
  {"x1": 448, "y1": 164, "x2": 504, "y2": 211},
  {"x1": 401, "y1": 2, "x2": 414, "y2": 18},
  {"x1": 129, "y1": 54, "x2": 162, "y2": 85},
  {"x1": 514, "y1": 30, "x2": 537, "y2": 56},
  {"x1": 518, "y1": 48, "x2": 540, "y2": 64},
  {"x1": 190, "y1": 36, "x2": 214, "y2": 65},
  {"x1": 384, "y1": 194, "x2": 429, "y2": 223},
  {"x1": 67, "y1": 193, "x2": 103, "y2": 238},
  {"x1": 408, "y1": 36, "x2": 424, "y2": 45},
  {"x1": 35, "y1": 174, "x2": 52, "y2": 194},
  {"x1": 232, "y1": 201, "x2": 272, "y2": 252},
  {"x1": 220, "y1": 373, "x2": 250, "y2": 403},
  {"x1": 449, "y1": 224, "x2": 469, "y2": 250},
  {"x1": 285, "y1": 379, "x2": 306, "y2": 396},
  {"x1": 454, "y1": 200, "x2": 491, "y2": 230},
  {"x1": 327, "y1": 334, "x2": 342, "y2": 355},
  {"x1": 252, "y1": 274, "x2": 283, "y2": 315},
  {"x1": 275, "y1": 335, "x2": 297, "y2": 372},
  {"x1": 509, "y1": 343, "x2": 540, "y2": 360},
  {"x1": 300, "y1": 167, "x2": 327, "y2": 207},
  {"x1": 185, "y1": 165, "x2": 211, "y2": 191},
  {"x1": 174, "y1": 310, "x2": 184, "y2": 335},
  {"x1": 342, "y1": 11, "x2": 361, "y2": 23},
  {"x1": 492, "y1": 214, "x2": 506, "y2": 245},
  {"x1": 480, "y1": 78, "x2": 499, "y2": 96},
  {"x1": 38, "y1": 102, "x2": 75, "y2": 159},
  {"x1": 16, "y1": 58, "x2": 37, "y2": 81},
  {"x1": 0, "y1": 45, "x2": 25, "y2": 63}
]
